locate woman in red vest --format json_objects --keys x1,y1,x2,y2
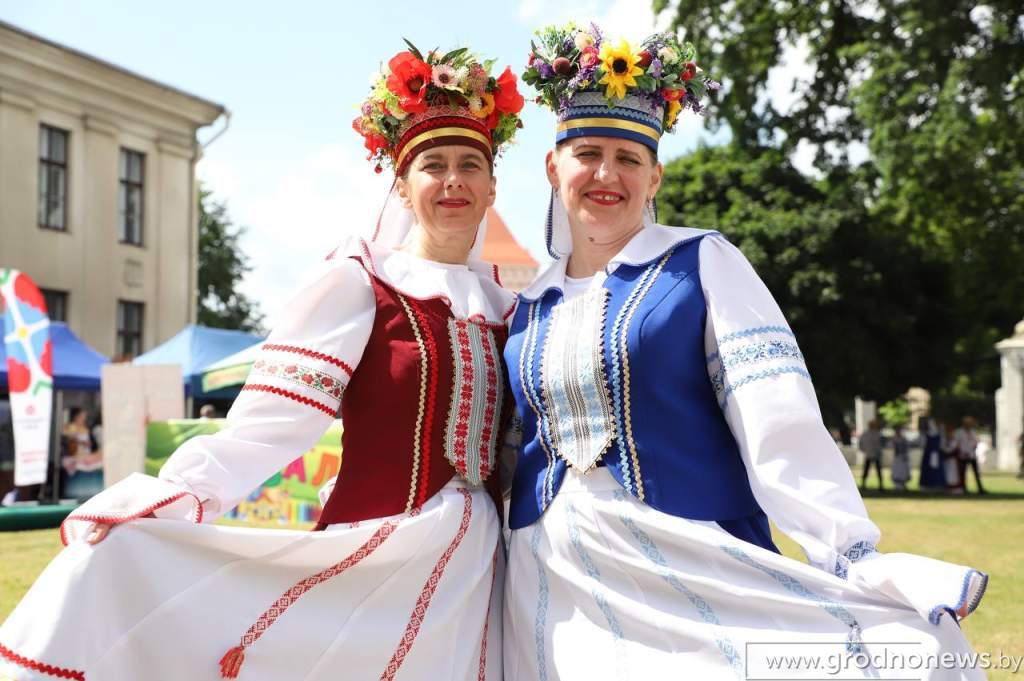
[{"x1": 0, "y1": 41, "x2": 523, "y2": 681}]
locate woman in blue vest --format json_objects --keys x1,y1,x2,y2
[{"x1": 503, "y1": 23, "x2": 988, "y2": 680}]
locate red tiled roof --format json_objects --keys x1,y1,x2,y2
[{"x1": 482, "y1": 208, "x2": 537, "y2": 267}]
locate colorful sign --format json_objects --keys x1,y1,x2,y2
[
  {"x1": 0, "y1": 269, "x2": 53, "y2": 486},
  {"x1": 146, "y1": 419, "x2": 343, "y2": 526}
]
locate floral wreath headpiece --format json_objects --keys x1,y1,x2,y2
[
  {"x1": 353, "y1": 40, "x2": 526, "y2": 176},
  {"x1": 523, "y1": 22, "x2": 719, "y2": 153}
]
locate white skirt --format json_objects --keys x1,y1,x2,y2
[
  {"x1": 504, "y1": 467, "x2": 985, "y2": 681},
  {"x1": 0, "y1": 480, "x2": 502, "y2": 681}
]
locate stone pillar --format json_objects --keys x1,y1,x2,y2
[
  {"x1": 995, "y1": 319, "x2": 1024, "y2": 473},
  {"x1": 854, "y1": 396, "x2": 876, "y2": 435}
]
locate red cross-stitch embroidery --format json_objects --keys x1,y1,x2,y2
[{"x1": 380, "y1": 489, "x2": 473, "y2": 680}]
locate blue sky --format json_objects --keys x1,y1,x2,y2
[{"x1": 1, "y1": 0, "x2": 740, "y2": 323}]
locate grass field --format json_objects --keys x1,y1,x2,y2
[{"x1": 2, "y1": 472, "x2": 1022, "y2": 679}]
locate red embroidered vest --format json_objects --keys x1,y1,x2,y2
[{"x1": 316, "y1": 259, "x2": 509, "y2": 526}]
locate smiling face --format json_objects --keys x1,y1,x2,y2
[
  {"x1": 396, "y1": 145, "x2": 496, "y2": 241},
  {"x1": 547, "y1": 136, "x2": 663, "y2": 247}
]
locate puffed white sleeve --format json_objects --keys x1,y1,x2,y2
[
  {"x1": 700, "y1": 234, "x2": 986, "y2": 624},
  {"x1": 61, "y1": 258, "x2": 375, "y2": 542}
]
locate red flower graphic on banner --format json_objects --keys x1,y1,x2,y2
[
  {"x1": 40, "y1": 340, "x2": 53, "y2": 377},
  {"x1": 13, "y1": 274, "x2": 47, "y2": 314},
  {"x1": 6, "y1": 359, "x2": 30, "y2": 393}
]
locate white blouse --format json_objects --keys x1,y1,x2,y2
[{"x1": 62, "y1": 241, "x2": 513, "y2": 540}]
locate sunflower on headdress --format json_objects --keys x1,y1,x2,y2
[{"x1": 597, "y1": 40, "x2": 643, "y2": 101}]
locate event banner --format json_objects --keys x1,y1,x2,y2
[
  {"x1": 146, "y1": 419, "x2": 344, "y2": 527},
  {"x1": 0, "y1": 269, "x2": 53, "y2": 486}
]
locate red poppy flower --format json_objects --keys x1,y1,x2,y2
[
  {"x1": 6, "y1": 359, "x2": 30, "y2": 393},
  {"x1": 681, "y1": 61, "x2": 697, "y2": 81},
  {"x1": 661, "y1": 88, "x2": 685, "y2": 101},
  {"x1": 493, "y1": 67, "x2": 525, "y2": 115},
  {"x1": 386, "y1": 51, "x2": 432, "y2": 114}
]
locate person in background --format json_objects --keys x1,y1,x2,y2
[
  {"x1": 890, "y1": 427, "x2": 911, "y2": 491},
  {"x1": 942, "y1": 421, "x2": 962, "y2": 493},
  {"x1": 919, "y1": 417, "x2": 947, "y2": 491},
  {"x1": 859, "y1": 419, "x2": 884, "y2": 490},
  {"x1": 953, "y1": 416, "x2": 986, "y2": 494},
  {"x1": 198, "y1": 404, "x2": 217, "y2": 420}
]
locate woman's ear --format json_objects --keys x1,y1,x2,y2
[
  {"x1": 487, "y1": 174, "x2": 497, "y2": 208},
  {"x1": 648, "y1": 161, "x2": 664, "y2": 200},
  {"x1": 545, "y1": 149, "x2": 559, "y2": 191},
  {"x1": 395, "y1": 176, "x2": 413, "y2": 209}
]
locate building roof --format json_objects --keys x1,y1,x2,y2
[
  {"x1": 0, "y1": 19, "x2": 225, "y2": 124},
  {"x1": 482, "y1": 208, "x2": 537, "y2": 267}
]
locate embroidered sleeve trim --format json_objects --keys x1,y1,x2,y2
[
  {"x1": 833, "y1": 540, "x2": 878, "y2": 580},
  {"x1": 241, "y1": 384, "x2": 337, "y2": 416},
  {"x1": 261, "y1": 343, "x2": 354, "y2": 378},
  {"x1": 0, "y1": 641, "x2": 85, "y2": 680},
  {"x1": 60, "y1": 491, "x2": 203, "y2": 546},
  {"x1": 928, "y1": 569, "x2": 988, "y2": 623},
  {"x1": 250, "y1": 358, "x2": 346, "y2": 402},
  {"x1": 708, "y1": 325, "x2": 811, "y2": 408}
]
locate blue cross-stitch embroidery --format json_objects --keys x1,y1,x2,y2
[
  {"x1": 565, "y1": 500, "x2": 628, "y2": 679},
  {"x1": 530, "y1": 524, "x2": 550, "y2": 680},
  {"x1": 721, "y1": 545, "x2": 864, "y2": 654},
  {"x1": 614, "y1": 492, "x2": 744, "y2": 677}
]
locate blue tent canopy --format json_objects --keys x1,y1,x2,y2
[
  {"x1": 0, "y1": 322, "x2": 109, "y2": 392},
  {"x1": 133, "y1": 325, "x2": 263, "y2": 398}
]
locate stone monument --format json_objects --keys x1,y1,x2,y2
[{"x1": 994, "y1": 318, "x2": 1024, "y2": 472}]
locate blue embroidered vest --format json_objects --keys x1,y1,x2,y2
[{"x1": 506, "y1": 235, "x2": 775, "y2": 550}]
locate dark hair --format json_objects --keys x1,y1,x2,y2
[{"x1": 68, "y1": 407, "x2": 83, "y2": 422}]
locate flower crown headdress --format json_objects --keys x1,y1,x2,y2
[
  {"x1": 353, "y1": 39, "x2": 525, "y2": 176},
  {"x1": 523, "y1": 22, "x2": 718, "y2": 153}
]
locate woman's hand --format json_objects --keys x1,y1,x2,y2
[
  {"x1": 85, "y1": 523, "x2": 112, "y2": 544},
  {"x1": 84, "y1": 513, "x2": 155, "y2": 544}
]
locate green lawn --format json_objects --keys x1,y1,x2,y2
[{"x1": 2, "y1": 473, "x2": 1022, "y2": 679}]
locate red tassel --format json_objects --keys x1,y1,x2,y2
[{"x1": 219, "y1": 645, "x2": 245, "y2": 679}]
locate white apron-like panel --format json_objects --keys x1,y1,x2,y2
[
  {"x1": 1, "y1": 482, "x2": 502, "y2": 681},
  {"x1": 504, "y1": 468, "x2": 985, "y2": 681}
]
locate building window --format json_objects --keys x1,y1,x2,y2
[
  {"x1": 118, "y1": 149, "x2": 145, "y2": 246},
  {"x1": 40, "y1": 289, "x2": 68, "y2": 323},
  {"x1": 116, "y1": 301, "x2": 144, "y2": 358},
  {"x1": 38, "y1": 125, "x2": 69, "y2": 231}
]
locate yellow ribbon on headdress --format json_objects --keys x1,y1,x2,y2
[
  {"x1": 395, "y1": 127, "x2": 493, "y2": 171},
  {"x1": 556, "y1": 117, "x2": 661, "y2": 144}
]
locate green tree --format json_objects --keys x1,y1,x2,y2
[
  {"x1": 658, "y1": 145, "x2": 950, "y2": 424},
  {"x1": 657, "y1": 0, "x2": 1024, "y2": 411},
  {"x1": 878, "y1": 397, "x2": 911, "y2": 428},
  {"x1": 197, "y1": 185, "x2": 264, "y2": 333}
]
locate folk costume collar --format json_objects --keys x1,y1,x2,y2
[
  {"x1": 519, "y1": 222, "x2": 718, "y2": 302},
  {"x1": 358, "y1": 238, "x2": 514, "y2": 325}
]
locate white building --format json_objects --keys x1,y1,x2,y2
[{"x1": 0, "y1": 20, "x2": 225, "y2": 358}]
